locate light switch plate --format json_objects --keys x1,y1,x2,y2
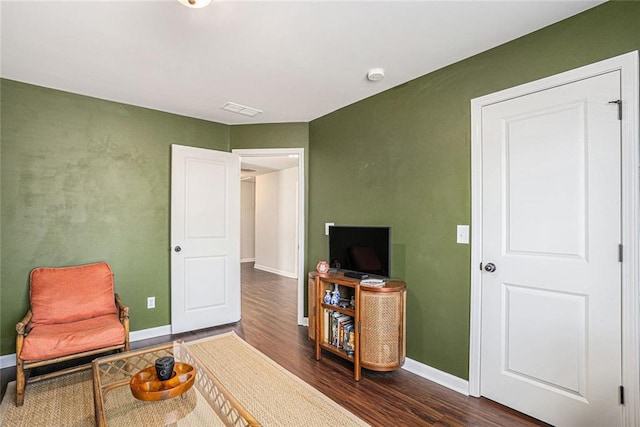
[
  {"x1": 457, "y1": 225, "x2": 469, "y2": 244},
  {"x1": 325, "y1": 222, "x2": 334, "y2": 236},
  {"x1": 147, "y1": 296, "x2": 155, "y2": 309}
]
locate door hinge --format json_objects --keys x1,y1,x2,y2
[
  {"x1": 609, "y1": 99, "x2": 622, "y2": 120},
  {"x1": 619, "y1": 244, "x2": 623, "y2": 262},
  {"x1": 620, "y1": 385, "x2": 625, "y2": 405}
]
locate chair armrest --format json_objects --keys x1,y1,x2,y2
[
  {"x1": 115, "y1": 293, "x2": 129, "y2": 320},
  {"x1": 16, "y1": 310, "x2": 33, "y2": 336}
]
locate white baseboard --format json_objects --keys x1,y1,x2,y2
[
  {"x1": 1, "y1": 324, "x2": 173, "y2": 369},
  {"x1": 402, "y1": 357, "x2": 469, "y2": 395},
  {"x1": 241, "y1": 258, "x2": 255, "y2": 263},
  {"x1": 301, "y1": 317, "x2": 309, "y2": 327},
  {"x1": 253, "y1": 264, "x2": 298, "y2": 279},
  {"x1": 130, "y1": 324, "x2": 172, "y2": 342},
  {"x1": 0, "y1": 354, "x2": 16, "y2": 369}
]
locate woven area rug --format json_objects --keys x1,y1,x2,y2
[{"x1": 0, "y1": 332, "x2": 369, "y2": 426}]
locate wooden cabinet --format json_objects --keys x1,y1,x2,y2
[{"x1": 311, "y1": 271, "x2": 406, "y2": 381}]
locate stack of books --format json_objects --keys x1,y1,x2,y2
[{"x1": 323, "y1": 309, "x2": 354, "y2": 353}]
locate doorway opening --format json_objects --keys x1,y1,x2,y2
[{"x1": 233, "y1": 148, "x2": 306, "y2": 326}]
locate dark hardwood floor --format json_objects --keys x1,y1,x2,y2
[{"x1": 1, "y1": 263, "x2": 548, "y2": 426}]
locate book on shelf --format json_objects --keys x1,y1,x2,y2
[
  {"x1": 323, "y1": 309, "x2": 331, "y2": 344},
  {"x1": 343, "y1": 323, "x2": 355, "y2": 355},
  {"x1": 331, "y1": 312, "x2": 344, "y2": 346},
  {"x1": 331, "y1": 312, "x2": 353, "y2": 348},
  {"x1": 339, "y1": 318, "x2": 353, "y2": 348}
]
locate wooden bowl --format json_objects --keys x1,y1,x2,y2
[{"x1": 129, "y1": 362, "x2": 196, "y2": 401}]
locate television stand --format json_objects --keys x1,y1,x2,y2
[{"x1": 309, "y1": 271, "x2": 406, "y2": 381}]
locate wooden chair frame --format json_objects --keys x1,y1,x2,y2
[{"x1": 15, "y1": 294, "x2": 129, "y2": 406}]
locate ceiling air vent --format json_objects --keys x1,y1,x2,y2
[{"x1": 221, "y1": 102, "x2": 263, "y2": 117}]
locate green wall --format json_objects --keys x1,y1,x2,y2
[
  {"x1": 230, "y1": 123, "x2": 309, "y2": 151},
  {"x1": 308, "y1": 0, "x2": 640, "y2": 379},
  {"x1": 0, "y1": 80, "x2": 230, "y2": 354}
]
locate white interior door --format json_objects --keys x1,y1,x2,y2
[
  {"x1": 171, "y1": 144, "x2": 240, "y2": 334},
  {"x1": 480, "y1": 71, "x2": 622, "y2": 426}
]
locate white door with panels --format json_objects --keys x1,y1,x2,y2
[
  {"x1": 480, "y1": 71, "x2": 622, "y2": 426},
  {"x1": 171, "y1": 144, "x2": 241, "y2": 334}
]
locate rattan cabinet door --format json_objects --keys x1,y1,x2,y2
[{"x1": 359, "y1": 289, "x2": 406, "y2": 371}]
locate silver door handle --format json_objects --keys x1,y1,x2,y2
[{"x1": 484, "y1": 263, "x2": 496, "y2": 273}]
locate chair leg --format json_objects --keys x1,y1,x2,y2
[
  {"x1": 16, "y1": 317, "x2": 29, "y2": 406},
  {"x1": 16, "y1": 362, "x2": 26, "y2": 406},
  {"x1": 123, "y1": 317, "x2": 130, "y2": 352}
]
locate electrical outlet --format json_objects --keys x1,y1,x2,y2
[{"x1": 147, "y1": 296, "x2": 155, "y2": 309}]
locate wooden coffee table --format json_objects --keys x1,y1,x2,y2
[{"x1": 92, "y1": 341, "x2": 260, "y2": 426}]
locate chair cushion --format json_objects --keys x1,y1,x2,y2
[
  {"x1": 30, "y1": 262, "x2": 117, "y2": 326},
  {"x1": 20, "y1": 314, "x2": 125, "y2": 361}
]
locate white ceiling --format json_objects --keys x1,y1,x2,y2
[{"x1": 1, "y1": 0, "x2": 606, "y2": 125}]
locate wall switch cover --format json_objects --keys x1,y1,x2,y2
[
  {"x1": 325, "y1": 222, "x2": 334, "y2": 236},
  {"x1": 147, "y1": 296, "x2": 155, "y2": 309},
  {"x1": 457, "y1": 225, "x2": 469, "y2": 244}
]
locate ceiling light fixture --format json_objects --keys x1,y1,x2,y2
[
  {"x1": 367, "y1": 68, "x2": 385, "y2": 82},
  {"x1": 178, "y1": 0, "x2": 212, "y2": 9}
]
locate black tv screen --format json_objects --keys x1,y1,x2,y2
[{"x1": 329, "y1": 226, "x2": 391, "y2": 277}]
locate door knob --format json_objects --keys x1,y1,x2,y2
[
  {"x1": 484, "y1": 263, "x2": 496, "y2": 273},
  {"x1": 174, "y1": 246, "x2": 182, "y2": 252}
]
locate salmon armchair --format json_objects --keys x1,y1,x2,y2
[{"x1": 15, "y1": 262, "x2": 129, "y2": 406}]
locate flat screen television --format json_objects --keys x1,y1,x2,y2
[{"x1": 329, "y1": 226, "x2": 391, "y2": 278}]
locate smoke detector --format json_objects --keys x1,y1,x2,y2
[{"x1": 367, "y1": 68, "x2": 385, "y2": 82}]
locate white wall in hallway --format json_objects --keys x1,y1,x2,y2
[{"x1": 254, "y1": 167, "x2": 298, "y2": 278}]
